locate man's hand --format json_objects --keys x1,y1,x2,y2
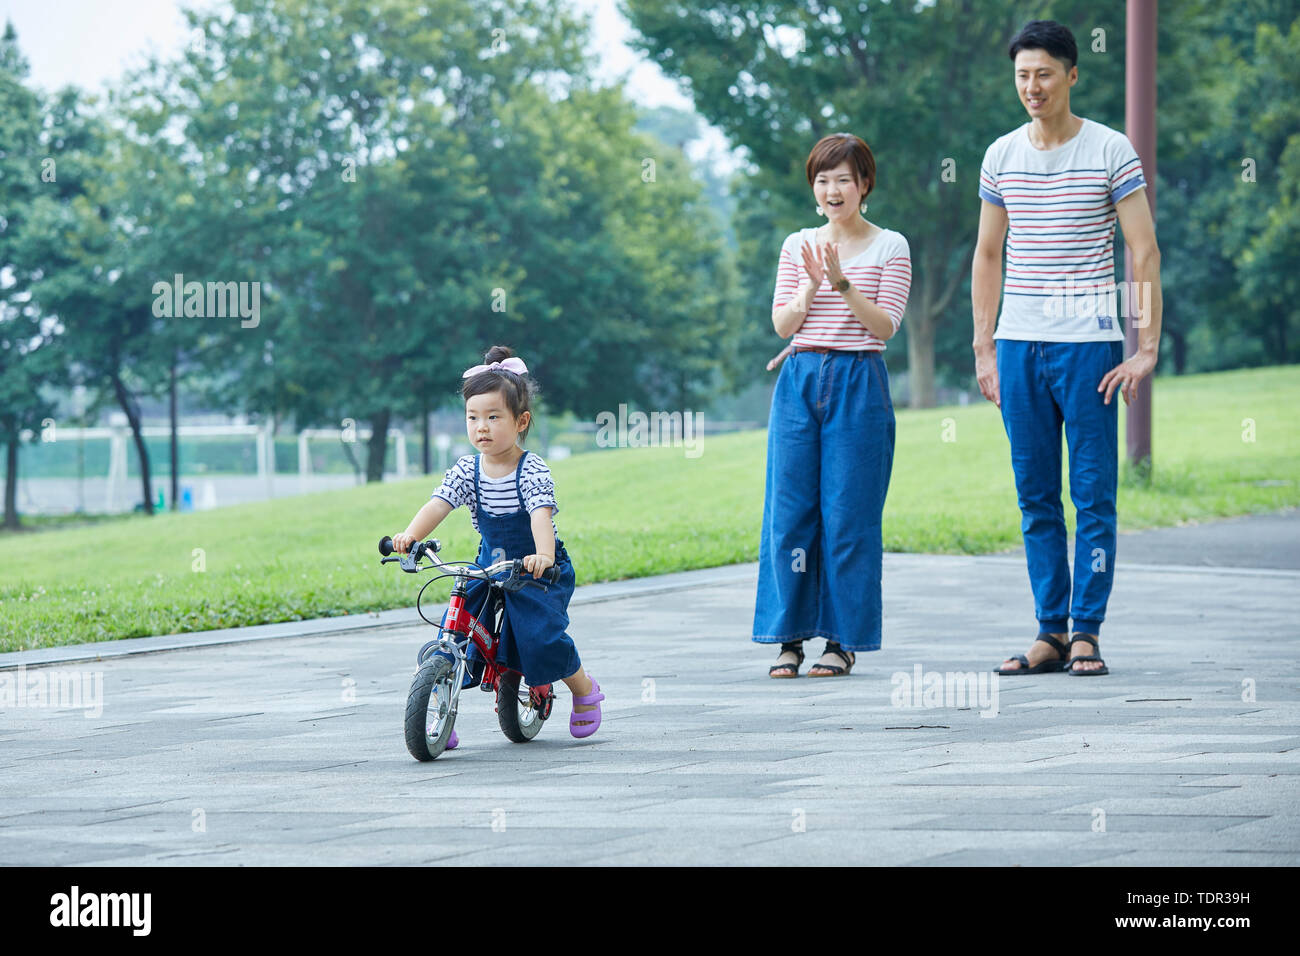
[
  {"x1": 1098, "y1": 349, "x2": 1157, "y2": 405},
  {"x1": 974, "y1": 345, "x2": 1000, "y2": 408},
  {"x1": 522, "y1": 553, "x2": 554, "y2": 579}
]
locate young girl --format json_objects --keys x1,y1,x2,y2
[{"x1": 391, "y1": 346, "x2": 603, "y2": 746}]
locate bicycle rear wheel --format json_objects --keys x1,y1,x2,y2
[
  {"x1": 496, "y1": 671, "x2": 547, "y2": 742},
  {"x1": 405, "y1": 657, "x2": 457, "y2": 761}
]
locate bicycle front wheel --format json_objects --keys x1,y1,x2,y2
[{"x1": 405, "y1": 656, "x2": 457, "y2": 761}]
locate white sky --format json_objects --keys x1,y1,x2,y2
[{"x1": 0, "y1": 0, "x2": 737, "y2": 166}]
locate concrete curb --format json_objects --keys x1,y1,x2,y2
[
  {"x1": 4, "y1": 553, "x2": 1295, "y2": 672},
  {"x1": 978, "y1": 553, "x2": 1300, "y2": 578},
  {"x1": 0, "y1": 562, "x2": 760, "y2": 671}
]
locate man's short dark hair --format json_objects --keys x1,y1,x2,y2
[{"x1": 1008, "y1": 20, "x2": 1078, "y2": 70}]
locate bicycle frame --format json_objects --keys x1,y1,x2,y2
[
  {"x1": 439, "y1": 574, "x2": 505, "y2": 693},
  {"x1": 409, "y1": 548, "x2": 554, "y2": 712}
]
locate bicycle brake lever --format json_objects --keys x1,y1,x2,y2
[
  {"x1": 396, "y1": 548, "x2": 423, "y2": 573},
  {"x1": 502, "y1": 560, "x2": 558, "y2": 591},
  {"x1": 501, "y1": 560, "x2": 527, "y2": 592},
  {"x1": 379, "y1": 552, "x2": 422, "y2": 572}
]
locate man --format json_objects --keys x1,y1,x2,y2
[{"x1": 971, "y1": 19, "x2": 1162, "y2": 676}]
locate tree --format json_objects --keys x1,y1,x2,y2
[
  {"x1": 1151, "y1": 0, "x2": 1299, "y2": 372},
  {"x1": 622, "y1": 0, "x2": 1131, "y2": 405},
  {"x1": 127, "y1": 0, "x2": 739, "y2": 479},
  {"x1": 20, "y1": 90, "x2": 170, "y2": 515},
  {"x1": 0, "y1": 21, "x2": 63, "y2": 529},
  {"x1": 457, "y1": 79, "x2": 744, "y2": 415},
  {"x1": 1208, "y1": 15, "x2": 1300, "y2": 366},
  {"x1": 135, "y1": 0, "x2": 618, "y2": 479},
  {"x1": 103, "y1": 92, "x2": 224, "y2": 510}
]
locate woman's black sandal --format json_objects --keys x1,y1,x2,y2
[
  {"x1": 769, "y1": 641, "x2": 805, "y2": 678},
  {"x1": 1064, "y1": 634, "x2": 1109, "y2": 675},
  {"x1": 994, "y1": 633, "x2": 1069, "y2": 675},
  {"x1": 808, "y1": 641, "x2": 855, "y2": 677}
]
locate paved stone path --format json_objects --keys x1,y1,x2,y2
[{"x1": 2, "y1": 517, "x2": 1297, "y2": 865}]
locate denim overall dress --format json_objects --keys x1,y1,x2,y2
[{"x1": 443, "y1": 450, "x2": 581, "y2": 688}]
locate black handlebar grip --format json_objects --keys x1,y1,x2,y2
[
  {"x1": 543, "y1": 565, "x2": 560, "y2": 584},
  {"x1": 378, "y1": 536, "x2": 394, "y2": 556}
]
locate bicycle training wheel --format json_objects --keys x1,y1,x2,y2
[
  {"x1": 405, "y1": 656, "x2": 457, "y2": 761},
  {"x1": 496, "y1": 671, "x2": 546, "y2": 743}
]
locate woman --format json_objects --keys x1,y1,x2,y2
[{"x1": 753, "y1": 132, "x2": 912, "y2": 678}]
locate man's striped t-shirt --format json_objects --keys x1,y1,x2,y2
[
  {"x1": 432, "y1": 452, "x2": 559, "y2": 537},
  {"x1": 772, "y1": 227, "x2": 912, "y2": 351},
  {"x1": 979, "y1": 118, "x2": 1146, "y2": 342}
]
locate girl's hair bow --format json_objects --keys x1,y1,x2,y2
[{"x1": 462, "y1": 357, "x2": 529, "y2": 379}]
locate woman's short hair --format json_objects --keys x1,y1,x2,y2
[{"x1": 805, "y1": 133, "x2": 876, "y2": 199}]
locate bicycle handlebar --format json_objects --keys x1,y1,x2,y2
[
  {"x1": 378, "y1": 535, "x2": 428, "y2": 558},
  {"x1": 377, "y1": 536, "x2": 560, "y2": 586}
]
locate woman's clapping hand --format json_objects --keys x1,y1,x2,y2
[
  {"x1": 821, "y1": 241, "x2": 845, "y2": 287},
  {"x1": 802, "y1": 240, "x2": 845, "y2": 289},
  {"x1": 801, "y1": 241, "x2": 826, "y2": 286}
]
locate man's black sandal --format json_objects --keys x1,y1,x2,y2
[
  {"x1": 994, "y1": 633, "x2": 1069, "y2": 675},
  {"x1": 769, "y1": 641, "x2": 805, "y2": 678},
  {"x1": 1064, "y1": 634, "x2": 1109, "y2": 675},
  {"x1": 808, "y1": 641, "x2": 855, "y2": 677}
]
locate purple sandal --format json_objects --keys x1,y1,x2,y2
[
  {"x1": 570, "y1": 677, "x2": 605, "y2": 739},
  {"x1": 446, "y1": 729, "x2": 459, "y2": 750}
]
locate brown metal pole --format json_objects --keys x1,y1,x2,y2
[
  {"x1": 1124, "y1": 0, "x2": 1156, "y2": 471},
  {"x1": 170, "y1": 354, "x2": 179, "y2": 511}
]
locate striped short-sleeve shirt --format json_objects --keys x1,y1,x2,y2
[
  {"x1": 772, "y1": 226, "x2": 912, "y2": 351},
  {"x1": 432, "y1": 452, "x2": 559, "y2": 537},
  {"x1": 979, "y1": 118, "x2": 1147, "y2": 342}
]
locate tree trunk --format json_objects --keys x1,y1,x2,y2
[
  {"x1": 1167, "y1": 326, "x2": 1187, "y2": 375},
  {"x1": 365, "y1": 408, "x2": 390, "y2": 483},
  {"x1": 906, "y1": 313, "x2": 937, "y2": 409},
  {"x1": 112, "y1": 373, "x2": 154, "y2": 515},
  {"x1": 169, "y1": 355, "x2": 179, "y2": 511},
  {"x1": 905, "y1": 266, "x2": 938, "y2": 409},
  {"x1": 3, "y1": 437, "x2": 18, "y2": 530},
  {"x1": 421, "y1": 399, "x2": 430, "y2": 475}
]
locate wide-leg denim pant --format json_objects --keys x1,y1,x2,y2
[
  {"x1": 996, "y1": 339, "x2": 1123, "y2": 636},
  {"x1": 752, "y1": 348, "x2": 895, "y2": 652}
]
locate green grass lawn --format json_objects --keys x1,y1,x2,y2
[{"x1": 2, "y1": 365, "x2": 1296, "y2": 652}]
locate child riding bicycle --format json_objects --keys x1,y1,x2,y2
[{"x1": 390, "y1": 346, "x2": 604, "y2": 746}]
